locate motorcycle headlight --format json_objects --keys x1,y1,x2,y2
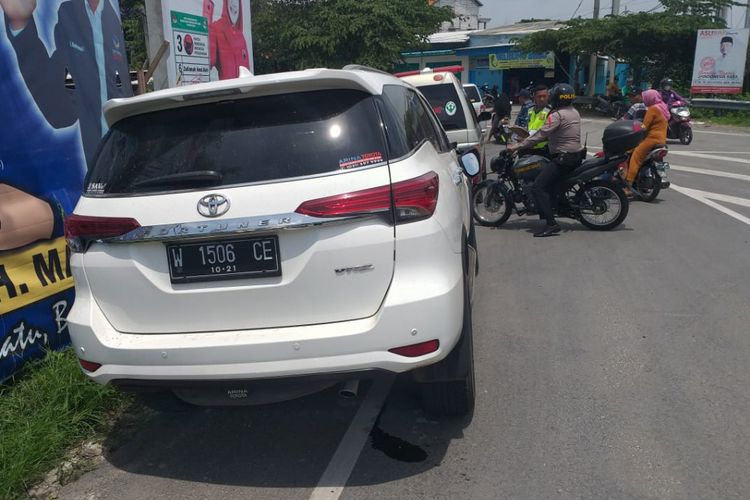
[{"x1": 675, "y1": 107, "x2": 690, "y2": 118}]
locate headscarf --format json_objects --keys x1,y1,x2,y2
[{"x1": 642, "y1": 89, "x2": 670, "y2": 121}]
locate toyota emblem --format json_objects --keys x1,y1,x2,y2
[{"x1": 197, "y1": 194, "x2": 230, "y2": 218}]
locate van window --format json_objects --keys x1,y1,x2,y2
[{"x1": 416, "y1": 84, "x2": 468, "y2": 131}]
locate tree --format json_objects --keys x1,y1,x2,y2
[
  {"x1": 251, "y1": 0, "x2": 453, "y2": 74},
  {"x1": 517, "y1": 10, "x2": 728, "y2": 89},
  {"x1": 120, "y1": 0, "x2": 147, "y2": 71},
  {"x1": 659, "y1": 0, "x2": 748, "y2": 21}
]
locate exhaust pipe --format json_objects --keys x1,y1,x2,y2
[{"x1": 338, "y1": 379, "x2": 360, "y2": 399}]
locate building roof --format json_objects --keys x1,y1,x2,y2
[
  {"x1": 474, "y1": 20, "x2": 563, "y2": 36},
  {"x1": 427, "y1": 30, "x2": 473, "y2": 45}
]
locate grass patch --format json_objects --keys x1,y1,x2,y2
[
  {"x1": 0, "y1": 349, "x2": 130, "y2": 499},
  {"x1": 692, "y1": 108, "x2": 750, "y2": 127}
]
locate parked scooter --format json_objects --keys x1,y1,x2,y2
[
  {"x1": 667, "y1": 99, "x2": 693, "y2": 145},
  {"x1": 594, "y1": 94, "x2": 629, "y2": 119}
]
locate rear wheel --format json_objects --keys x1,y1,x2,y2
[
  {"x1": 576, "y1": 180, "x2": 629, "y2": 231},
  {"x1": 419, "y1": 273, "x2": 475, "y2": 417},
  {"x1": 472, "y1": 180, "x2": 512, "y2": 226},
  {"x1": 633, "y1": 164, "x2": 661, "y2": 202}
]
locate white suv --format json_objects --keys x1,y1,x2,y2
[{"x1": 65, "y1": 66, "x2": 479, "y2": 415}]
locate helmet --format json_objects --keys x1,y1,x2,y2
[
  {"x1": 660, "y1": 78, "x2": 673, "y2": 91},
  {"x1": 549, "y1": 83, "x2": 576, "y2": 109}
]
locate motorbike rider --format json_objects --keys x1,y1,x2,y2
[
  {"x1": 658, "y1": 78, "x2": 685, "y2": 108},
  {"x1": 507, "y1": 83, "x2": 583, "y2": 237},
  {"x1": 622, "y1": 90, "x2": 647, "y2": 121},
  {"x1": 489, "y1": 90, "x2": 512, "y2": 143},
  {"x1": 625, "y1": 89, "x2": 668, "y2": 196}
]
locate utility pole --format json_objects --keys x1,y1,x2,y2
[
  {"x1": 587, "y1": 0, "x2": 601, "y2": 96},
  {"x1": 608, "y1": 0, "x2": 620, "y2": 85}
]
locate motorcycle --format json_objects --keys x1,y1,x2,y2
[
  {"x1": 472, "y1": 149, "x2": 630, "y2": 230},
  {"x1": 667, "y1": 99, "x2": 692, "y2": 145},
  {"x1": 595, "y1": 145, "x2": 671, "y2": 202},
  {"x1": 594, "y1": 94, "x2": 630, "y2": 119},
  {"x1": 490, "y1": 115, "x2": 511, "y2": 144}
]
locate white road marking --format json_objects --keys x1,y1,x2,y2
[
  {"x1": 309, "y1": 376, "x2": 394, "y2": 500},
  {"x1": 676, "y1": 151, "x2": 750, "y2": 155},
  {"x1": 669, "y1": 165, "x2": 750, "y2": 183},
  {"x1": 671, "y1": 184, "x2": 750, "y2": 227},
  {"x1": 693, "y1": 130, "x2": 750, "y2": 138},
  {"x1": 665, "y1": 151, "x2": 750, "y2": 165}
]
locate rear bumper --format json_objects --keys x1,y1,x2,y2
[{"x1": 68, "y1": 248, "x2": 465, "y2": 385}]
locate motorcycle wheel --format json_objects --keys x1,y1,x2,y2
[
  {"x1": 575, "y1": 180, "x2": 629, "y2": 231},
  {"x1": 633, "y1": 164, "x2": 661, "y2": 203},
  {"x1": 472, "y1": 180, "x2": 512, "y2": 226},
  {"x1": 679, "y1": 126, "x2": 693, "y2": 145}
]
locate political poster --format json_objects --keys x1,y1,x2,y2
[
  {"x1": 0, "y1": 0, "x2": 132, "y2": 380},
  {"x1": 691, "y1": 28, "x2": 749, "y2": 94},
  {"x1": 161, "y1": 0, "x2": 254, "y2": 87}
]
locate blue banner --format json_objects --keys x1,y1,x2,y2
[{"x1": 0, "y1": 0, "x2": 131, "y2": 380}]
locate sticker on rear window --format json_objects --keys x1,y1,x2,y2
[
  {"x1": 87, "y1": 182, "x2": 106, "y2": 194},
  {"x1": 339, "y1": 152, "x2": 383, "y2": 169},
  {"x1": 444, "y1": 101, "x2": 457, "y2": 116}
]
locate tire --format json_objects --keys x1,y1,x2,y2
[
  {"x1": 419, "y1": 272, "x2": 475, "y2": 417},
  {"x1": 576, "y1": 179, "x2": 629, "y2": 231},
  {"x1": 633, "y1": 164, "x2": 661, "y2": 202},
  {"x1": 472, "y1": 180, "x2": 512, "y2": 226},
  {"x1": 467, "y1": 220, "x2": 479, "y2": 276},
  {"x1": 679, "y1": 126, "x2": 693, "y2": 145}
]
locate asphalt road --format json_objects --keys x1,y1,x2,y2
[{"x1": 57, "y1": 118, "x2": 750, "y2": 500}]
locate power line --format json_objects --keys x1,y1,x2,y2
[{"x1": 571, "y1": 0, "x2": 585, "y2": 18}]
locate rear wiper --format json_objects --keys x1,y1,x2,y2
[{"x1": 131, "y1": 170, "x2": 223, "y2": 189}]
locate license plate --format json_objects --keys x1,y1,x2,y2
[
  {"x1": 655, "y1": 161, "x2": 670, "y2": 177},
  {"x1": 167, "y1": 236, "x2": 281, "y2": 283}
]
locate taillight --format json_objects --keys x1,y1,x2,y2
[
  {"x1": 655, "y1": 149, "x2": 668, "y2": 160},
  {"x1": 389, "y1": 340, "x2": 440, "y2": 357},
  {"x1": 78, "y1": 359, "x2": 102, "y2": 372},
  {"x1": 64, "y1": 214, "x2": 141, "y2": 253},
  {"x1": 295, "y1": 171, "x2": 439, "y2": 224}
]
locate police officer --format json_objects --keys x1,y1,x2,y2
[
  {"x1": 524, "y1": 84, "x2": 551, "y2": 156},
  {"x1": 507, "y1": 83, "x2": 583, "y2": 237}
]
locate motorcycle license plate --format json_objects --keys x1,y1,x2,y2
[{"x1": 655, "y1": 161, "x2": 670, "y2": 178}]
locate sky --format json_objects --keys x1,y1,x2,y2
[{"x1": 480, "y1": 0, "x2": 749, "y2": 29}]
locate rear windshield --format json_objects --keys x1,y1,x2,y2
[
  {"x1": 463, "y1": 85, "x2": 481, "y2": 103},
  {"x1": 416, "y1": 84, "x2": 468, "y2": 131},
  {"x1": 86, "y1": 89, "x2": 387, "y2": 195}
]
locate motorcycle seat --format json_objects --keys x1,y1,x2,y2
[{"x1": 570, "y1": 156, "x2": 608, "y2": 176}]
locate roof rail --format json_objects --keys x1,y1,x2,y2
[
  {"x1": 393, "y1": 65, "x2": 464, "y2": 78},
  {"x1": 342, "y1": 64, "x2": 392, "y2": 76}
]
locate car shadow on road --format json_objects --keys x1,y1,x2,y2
[
  {"x1": 480, "y1": 218, "x2": 634, "y2": 234},
  {"x1": 102, "y1": 375, "x2": 470, "y2": 489}
]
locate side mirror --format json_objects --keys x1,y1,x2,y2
[
  {"x1": 478, "y1": 111, "x2": 492, "y2": 122},
  {"x1": 459, "y1": 151, "x2": 480, "y2": 177}
]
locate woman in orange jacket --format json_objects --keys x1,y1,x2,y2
[{"x1": 626, "y1": 89, "x2": 668, "y2": 190}]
